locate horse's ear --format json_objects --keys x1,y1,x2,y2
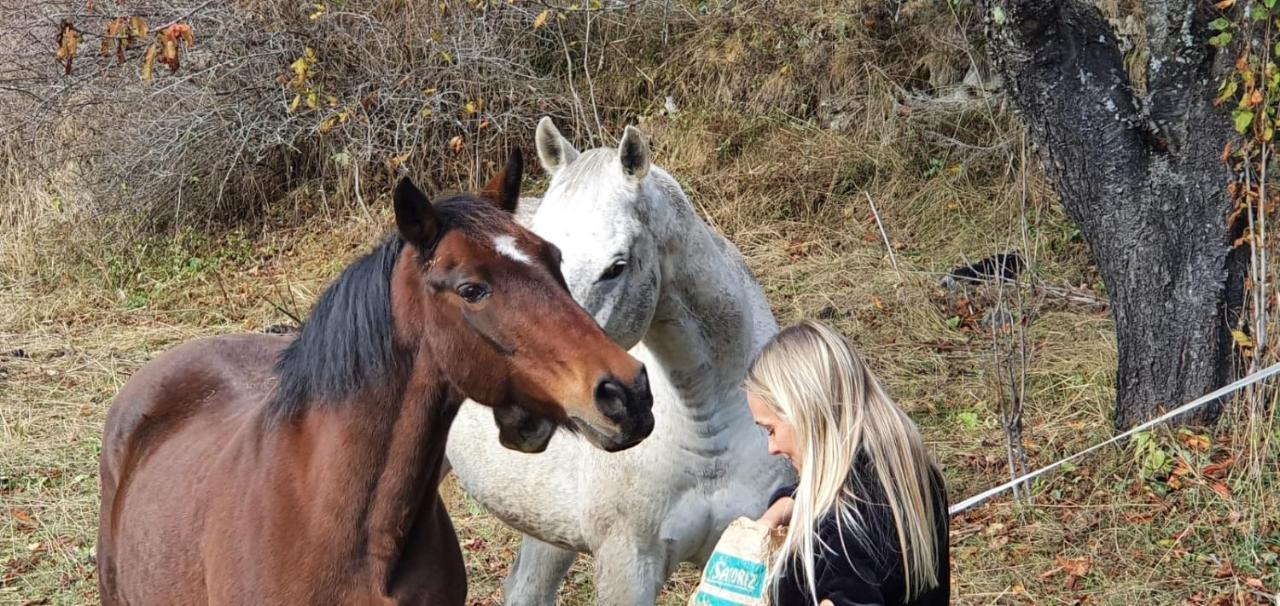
[
  {"x1": 480, "y1": 148, "x2": 523, "y2": 214},
  {"x1": 394, "y1": 177, "x2": 440, "y2": 248},
  {"x1": 618, "y1": 125, "x2": 650, "y2": 184},
  {"x1": 535, "y1": 117, "x2": 579, "y2": 176}
]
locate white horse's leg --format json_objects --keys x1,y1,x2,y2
[
  {"x1": 592, "y1": 538, "x2": 666, "y2": 606},
  {"x1": 502, "y1": 535, "x2": 577, "y2": 606}
]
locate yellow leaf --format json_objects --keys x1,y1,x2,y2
[
  {"x1": 309, "y1": 3, "x2": 327, "y2": 20},
  {"x1": 304, "y1": 47, "x2": 318, "y2": 63},
  {"x1": 141, "y1": 44, "x2": 157, "y2": 82},
  {"x1": 533, "y1": 9, "x2": 550, "y2": 29},
  {"x1": 1232, "y1": 330, "x2": 1254, "y2": 348},
  {"x1": 326, "y1": 95, "x2": 338, "y2": 107},
  {"x1": 419, "y1": 107, "x2": 433, "y2": 119},
  {"x1": 463, "y1": 100, "x2": 478, "y2": 116},
  {"x1": 319, "y1": 117, "x2": 337, "y2": 134},
  {"x1": 290, "y1": 58, "x2": 309, "y2": 86},
  {"x1": 289, "y1": 94, "x2": 301, "y2": 113},
  {"x1": 306, "y1": 91, "x2": 319, "y2": 110},
  {"x1": 440, "y1": 51, "x2": 453, "y2": 64},
  {"x1": 1215, "y1": 0, "x2": 1235, "y2": 8},
  {"x1": 129, "y1": 16, "x2": 148, "y2": 40}
]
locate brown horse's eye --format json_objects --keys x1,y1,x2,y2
[{"x1": 457, "y1": 283, "x2": 490, "y2": 303}]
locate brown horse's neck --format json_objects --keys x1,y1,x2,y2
[
  {"x1": 363, "y1": 350, "x2": 460, "y2": 592},
  {"x1": 275, "y1": 343, "x2": 460, "y2": 595}
]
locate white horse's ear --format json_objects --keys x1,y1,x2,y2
[
  {"x1": 535, "y1": 117, "x2": 579, "y2": 176},
  {"x1": 618, "y1": 125, "x2": 650, "y2": 184}
]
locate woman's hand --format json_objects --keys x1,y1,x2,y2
[{"x1": 758, "y1": 496, "x2": 794, "y2": 528}]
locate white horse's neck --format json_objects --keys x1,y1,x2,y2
[{"x1": 640, "y1": 173, "x2": 759, "y2": 412}]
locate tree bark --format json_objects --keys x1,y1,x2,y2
[{"x1": 980, "y1": 0, "x2": 1247, "y2": 428}]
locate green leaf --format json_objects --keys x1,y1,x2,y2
[
  {"x1": 1235, "y1": 109, "x2": 1255, "y2": 133},
  {"x1": 1210, "y1": 32, "x2": 1233, "y2": 48},
  {"x1": 1147, "y1": 448, "x2": 1168, "y2": 475},
  {"x1": 945, "y1": 316, "x2": 961, "y2": 329},
  {"x1": 1267, "y1": 0, "x2": 1277, "y2": 9},
  {"x1": 957, "y1": 411, "x2": 979, "y2": 430},
  {"x1": 1274, "y1": 40, "x2": 1280, "y2": 57},
  {"x1": 1210, "y1": 17, "x2": 1232, "y2": 30},
  {"x1": 1217, "y1": 78, "x2": 1239, "y2": 105},
  {"x1": 992, "y1": 6, "x2": 1006, "y2": 25},
  {"x1": 1253, "y1": 6, "x2": 1271, "y2": 21}
]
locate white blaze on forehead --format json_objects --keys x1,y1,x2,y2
[{"x1": 493, "y1": 235, "x2": 533, "y2": 265}]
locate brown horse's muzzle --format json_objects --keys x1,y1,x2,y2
[{"x1": 570, "y1": 367, "x2": 654, "y2": 452}]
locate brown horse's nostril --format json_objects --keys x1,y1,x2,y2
[
  {"x1": 594, "y1": 378, "x2": 631, "y2": 422},
  {"x1": 585, "y1": 369, "x2": 655, "y2": 451}
]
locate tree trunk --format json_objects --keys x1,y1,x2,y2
[{"x1": 980, "y1": 0, "x2": 1247, "y2": 428}]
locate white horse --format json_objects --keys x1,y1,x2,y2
[{"x1": 446, "y1": 118, "x2": 794, "y2": 604}]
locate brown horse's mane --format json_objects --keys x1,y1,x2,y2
[{"x1": 267, "y1": 194, "x2": 512, "y2": 421}]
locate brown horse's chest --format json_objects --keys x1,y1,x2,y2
[
  {"x1": 100, "y1": 381, "x2": 467, "y2": 605},
  {"x1": 196, "y1": 435, "x2": 466, "y2": 605}
]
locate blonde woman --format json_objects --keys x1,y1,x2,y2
[{"x1": 747, "y1": 321, "x2": 949, "y2": 606}]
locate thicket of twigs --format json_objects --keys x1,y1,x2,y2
[
  {"x1": 0, "y1": 1, "x2": 986, "y2": 241},
  {"x1": 0, "y1": 1, "x2": 694, "y2": 237}
]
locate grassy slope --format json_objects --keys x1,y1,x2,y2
[{"x1": 2, "y1": 2, "x2": 1278, "y2": 605}]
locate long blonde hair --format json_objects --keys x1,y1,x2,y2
[{"x1": 745, "y1": 320, "x2": 943, "y2": 602}]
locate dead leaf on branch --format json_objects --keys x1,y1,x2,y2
[
  {"x1": 55, "y1": 20, "x2": 79, "y2": 75},
  {"x1": 101, "y1": 18, "x2": 123, "y2": 58},
  {"x1": 170, "y1": 24, "x2": 195, "y2": 48},
  {"x1": 141, "y1": 44, "x2": 157, "y2": 82},
  {"x1": 161, "y1": 33, "x2": 179, "y2": 71},
  {"x1": 129, "y1": 17, "x2": 148, "y2": 45}
]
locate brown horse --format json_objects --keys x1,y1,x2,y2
[{"x1": 96, "y1": 151, "x2": 654, "y2": 605}]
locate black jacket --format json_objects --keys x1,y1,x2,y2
[{"x1": 767, "y1": 464, "x2": 949, "y2": 606}]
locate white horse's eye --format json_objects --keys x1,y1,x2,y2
[{"x1": 600, "y1": 260, "x2": 627, "y2": 281}]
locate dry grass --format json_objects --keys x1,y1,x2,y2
[
  {"x1": 2, "y1": 1, "x2": 1278, "y2": 605},
  {"x1": 3, "y1": 149, "x2": 1277, "y2": 604}
]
